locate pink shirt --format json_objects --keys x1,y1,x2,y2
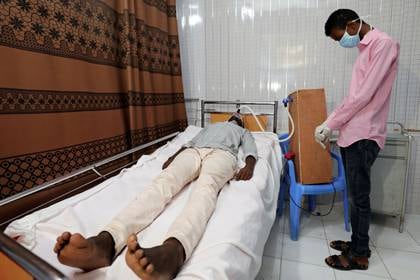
[{"x1": 326, "y1": 29, "x2": 400, "y2": 149}]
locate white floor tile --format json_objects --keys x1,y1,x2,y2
[
  {"x1": 319, "y1": 202, "x2": 346, "y2": 222},
  {"x1": 324, "y1": 214, "x2": 376, "y2": 246},
  {"x1": 272, "y1": 215, "x2": 286, "y2": 235},
  {"x1": 256, "y1": 256, "x2": 281, "y2": 280},
  {"x1": 262, "y1": 207, "x2": 420, "y2": 280},
  {"x1": 370, "y1": 224, "x2": 420, "y2": 253},
  {"x1": 323, "y1": 218, "x2": 352, "y2": 243},
  {"x1": 328, "y1": 247, "x2": 390, "y2": 279},
  {"x1": 280, "y1": 260, "x2": 335, "y2": 280},
  {"x1": 369, "y1": 213, "x2": 407, "y2": 237},
  {"x1": 377, "y1": 247, "x2": 420, "y2": 280},
  {"x1": 365, "y1": 248, "x2": 392, "y2": 278},
  {"x1": 282, "y1": 235, "x2": 330, "y2": 267},
  {"x1": 283, "y1": 214, "x2": 326, "y2": 240},
  {"x1": 264, "y1": 220, "x2": 284, "y2": 258},
  {"x1": 406, "y1": 214, "x2": 420, "y2": 245},
  {"x1": 335, "y1": 271, "x2": 391, "y2": 280}
]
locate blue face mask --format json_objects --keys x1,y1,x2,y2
[{"x1": 339, "y1": 18, "x2": 362, "y2": 48}]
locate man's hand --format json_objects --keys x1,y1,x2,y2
[
  {"x1": 235, "y1": 156, "x2": 256, "y2": 181},
  {"x1": 314, "y1": 122, "x2": 332, "y2": 149}
]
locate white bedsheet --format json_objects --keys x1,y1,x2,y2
[{"x1": 6, "y1": 126, "x2": 282, "y2": 280}]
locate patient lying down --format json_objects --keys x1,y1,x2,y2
[{"x1": 53, "y1": 113, "x2": 258, "y2": 280}]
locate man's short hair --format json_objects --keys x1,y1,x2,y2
[
  {"x1": 325, "y1": 9, "x2": 359, "y2": 36},
  {"x1": 228, "y1": 114, "x2": 244, "y2": 128}
]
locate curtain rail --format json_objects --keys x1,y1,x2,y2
[{"x1": 0, "y1": 132, "x2": 179, "y2": 207}]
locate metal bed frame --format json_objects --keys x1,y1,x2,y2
[
  {"x1": 371, "y1": 121, "x2": 413, "y2": 232},
  {"x1": 200, "y1": 100, "x2": 279, "y2": 133},
  {"x1": 0, "y1": 100, "x2": 279, "y2": 279},
  {"x1": 0, "y1": 231, "x2": 68, "y2": 280},
  {"x1": 0, "y1": 132, "x2": 179, "y2": 280}
]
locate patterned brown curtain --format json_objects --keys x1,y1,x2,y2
[{"x1": 0, "y1": 0, "x2": 186, "y2": 205}]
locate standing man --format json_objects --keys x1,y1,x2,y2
[{"x1": 315, "y1": 9, "x2": 399, "y2": 270}]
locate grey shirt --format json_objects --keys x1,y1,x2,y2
[{"x1": 185, "y1": 122, "x2": 258, "y2": 160}]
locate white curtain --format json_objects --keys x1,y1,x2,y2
[{"x1": 176, "y1": 0, "x2": 420, "y2": 131}]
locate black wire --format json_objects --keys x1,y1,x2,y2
[{"x1": 281, "y1": 160, "x2": 336, "y2": 217}]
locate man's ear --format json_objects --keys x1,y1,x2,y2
[{"x1": 238, "y1": 118, "x2": 244, "y2": 127}]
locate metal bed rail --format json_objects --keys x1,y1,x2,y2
[
  {"x1": 384, "y1": 121, "x2": 413, "y2": 232},
  {"x1": 200, "y1": 100, "x2": 279, "y2": 133},
  {"x1": 185, "y1": 98, "x2": 201, "y2": 126},
  {"x1": 0, "y1": 132, "x2": 179, "y2": 207},
  {"x1": 0, "y1": 132, "x2": 180, "y2": 279},
  {"x1": 0, "y1": 231, "x2": 68, "y2": 280}
]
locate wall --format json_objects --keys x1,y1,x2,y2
[{"x1": 176, "y1": 0, "x2": 420, "y2": 214}]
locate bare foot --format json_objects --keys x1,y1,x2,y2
[
  {"x1": 53, "y1": 231, "x2": 115, "y2": 271},
  {"x1": 125, "y1": 234, "x2": 185, "y2": 280}
]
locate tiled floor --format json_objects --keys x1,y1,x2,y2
[{"x1": 256, "y1": 203, "x2": 420, "y2": 280}]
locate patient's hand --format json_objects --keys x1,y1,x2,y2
[
  {"x1": 235, "y1": 156, "x2": 256, "y2": 181},
  {"x1": 235, "y1": 166, "x2": 254, "y2": 180}
]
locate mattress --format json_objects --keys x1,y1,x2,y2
[{"x1": 5, "y1": 126, "x2": 282, "y2": 280}]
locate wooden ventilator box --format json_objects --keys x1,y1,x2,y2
[{"x1": 288, "y1": 89, "x2": 333, "y2": 184}]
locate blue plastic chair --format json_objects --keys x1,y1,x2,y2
[{"x1": 277, "y1": 133, "x2": 350, "y2": 241}]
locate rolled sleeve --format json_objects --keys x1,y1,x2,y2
[
  {"x1": 183, "y1": 140, "x2": 195, "y2": 148},
  {"x1": 241, "y1": 130, "x2": 258, "y2": 160}
]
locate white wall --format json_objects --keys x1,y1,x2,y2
[{"x1": 176, "y1": 0, "x2": 420, "y2": 214}]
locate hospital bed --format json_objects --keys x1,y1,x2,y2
[{"x1": 0, "y1": 100, "x2": 283, "y2": 280}]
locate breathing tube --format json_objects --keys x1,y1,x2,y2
[{"x1": 238, "y1": 95, "x2": 295, "y2": 143}]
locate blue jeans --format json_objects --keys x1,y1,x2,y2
[{"x1": 340, "y1": 139, "x2": 380, "y2": 257}]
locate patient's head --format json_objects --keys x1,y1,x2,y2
[{"x1": 228, "y1": 111, "x2": 244, "y2": 128}]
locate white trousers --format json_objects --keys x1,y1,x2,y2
[{"x1": 103, "y1": 147, "x2": 237, "y2": 259}]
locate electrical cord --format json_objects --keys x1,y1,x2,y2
[
  {"x1": 281, "y1": 161, "x2": 336, "y2": 217},
  {"x1": 238, "y1": 104, "x2": 295, "y2": 143}
]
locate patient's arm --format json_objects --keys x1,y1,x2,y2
[
  {"x1": 162, "y1": 147, "x2": 187, "y2": 169},
  {"x1": 235, "y1": 155, "x2": 256, "y2": 181}
]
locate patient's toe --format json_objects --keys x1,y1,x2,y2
[
  {"x1": 140, "y1": 256, "x2": 149, "y2": 267},
  {"x1": 61, "y1": 232, "x2": 71, "y2": 241},
  {"x1": 69, "y1": 233, "x2": 89, "y2": 248},
  {"x1": 145, "y1": 263, "x2": 154, "y2": 274},
  {"x1": 134, "y1": 249, "x2": 144, "y2": 260},
  {"x1": 127, "y1": 236, "x2": 139, "y2": 252},
  {"x1": 53, "y1": 243, "x2": 59, "y2": 253},
  {"x1": 128, "y1": 234, "x2": 137, "y2": 243},
  {"x1": 54, "y1": 232, "x2": 71, "y2": 253},
  {"x1": 54, "y1": 241, "x2": 63, "y2": 251}
]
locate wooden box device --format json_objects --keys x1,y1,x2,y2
[{"x1": 288, "y1": 89, "x2": 333, "y2": 184}]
